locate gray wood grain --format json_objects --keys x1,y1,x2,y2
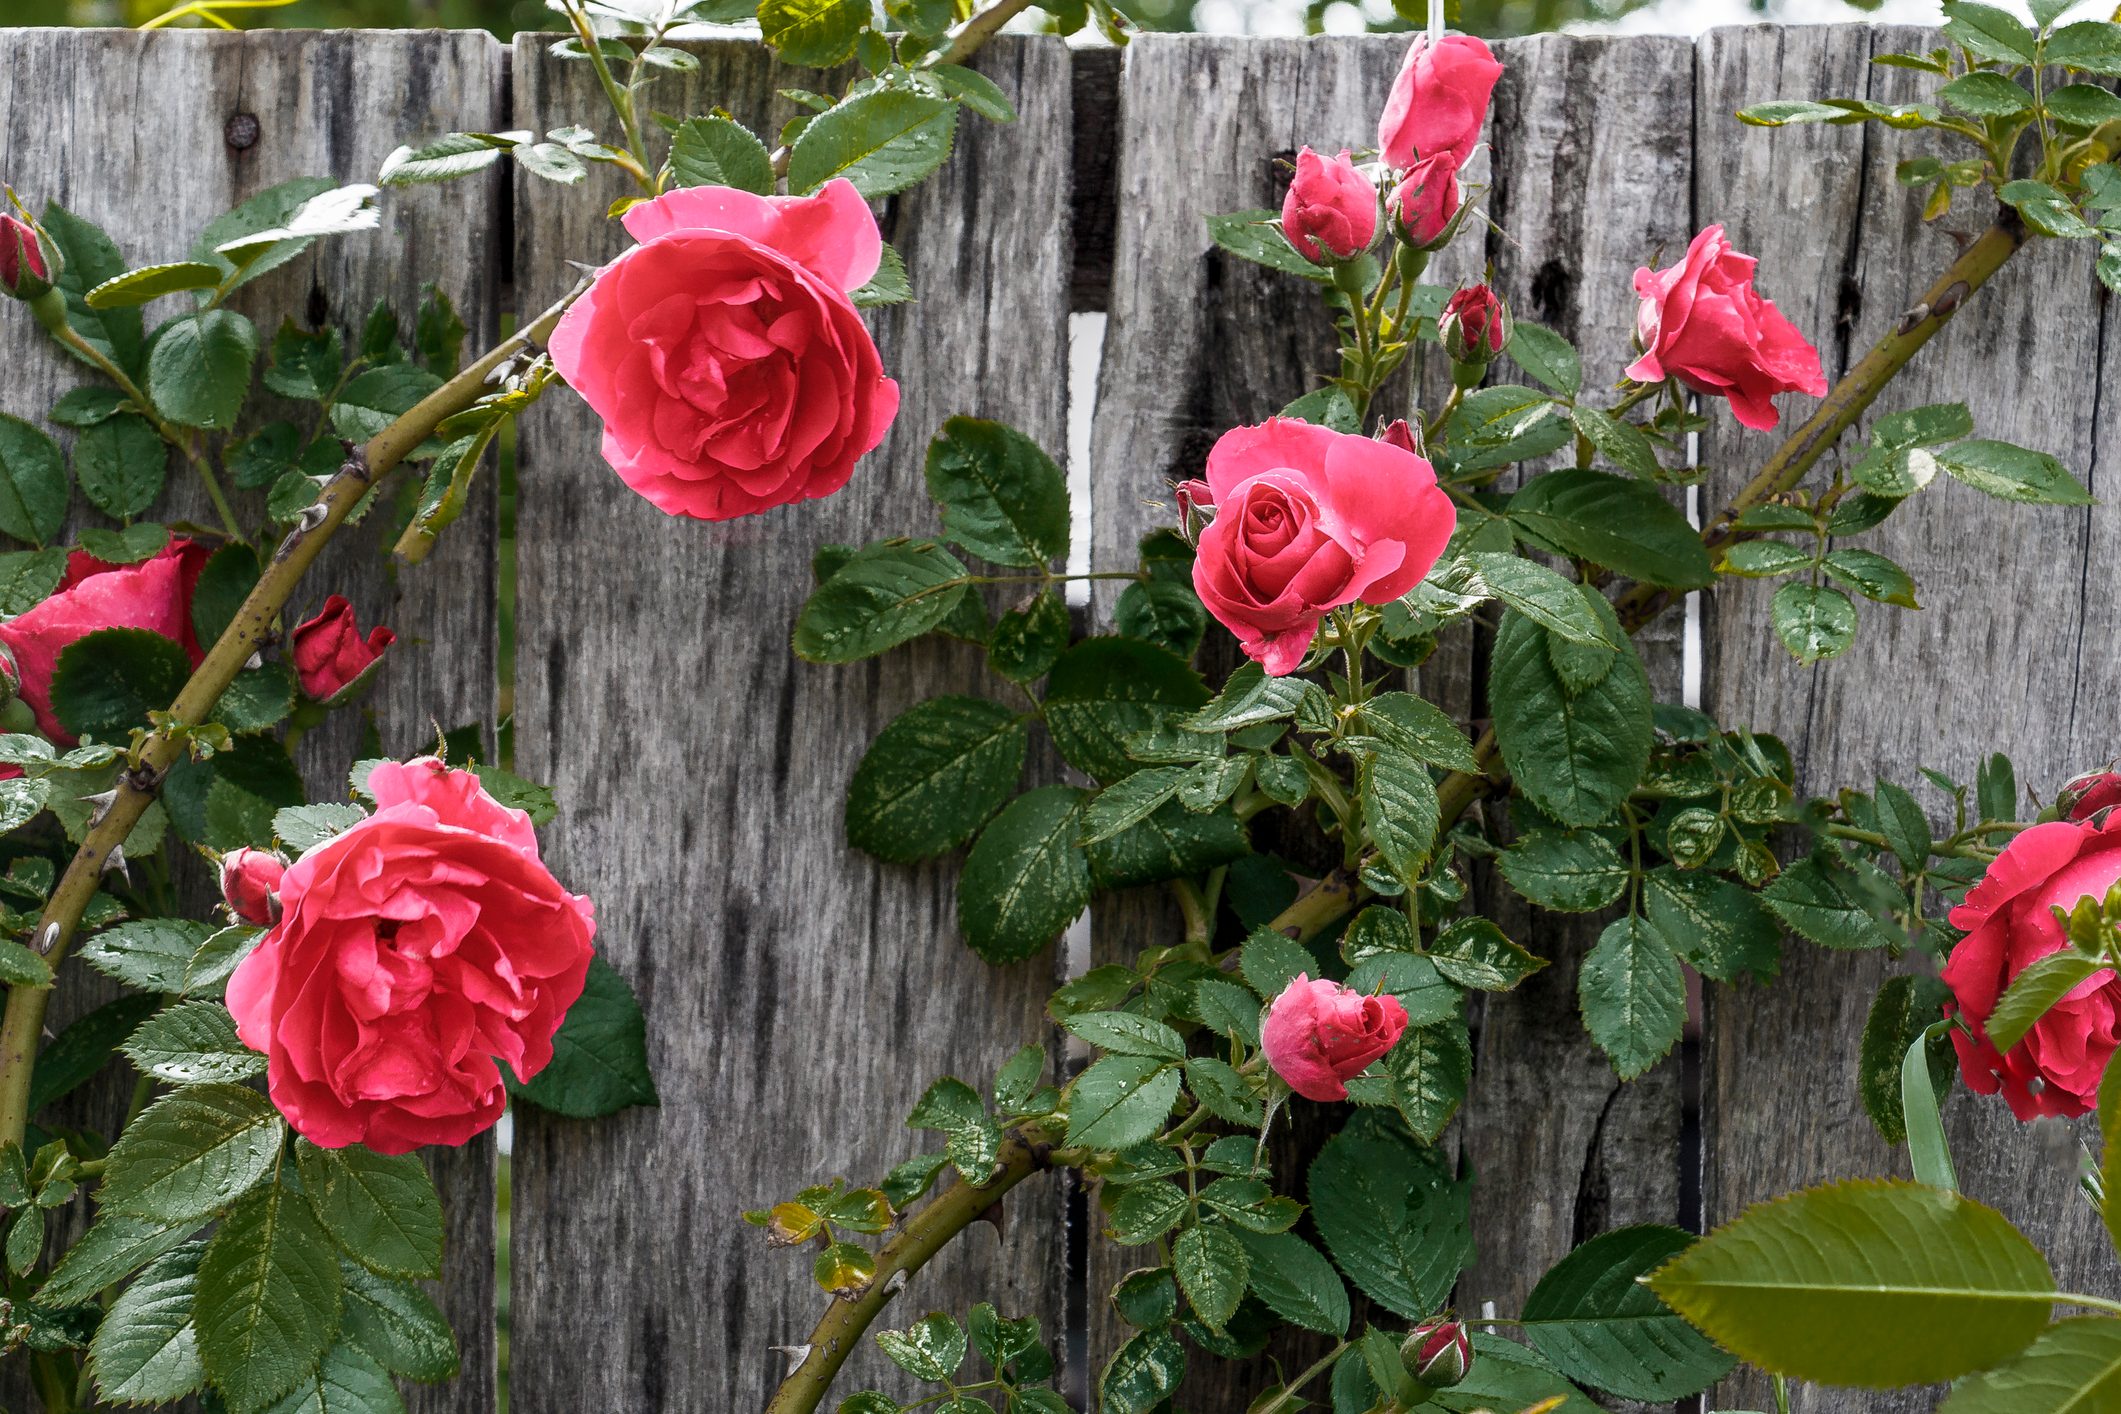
[
  {"x1": 1698, "y1": 22, "x2": 2121, "y2": 1412},
  {"x1": 1453, "y1": 32, "x2": 1694, "y2": 1339},
  {"x1": 504, "y1": 36, "x2": 1076, "y2": 1411},
  {"x1": 0, "y1": 28, "x2": 506, "y2": 1413}
]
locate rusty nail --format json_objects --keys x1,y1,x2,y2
[{"x1": 225, "y1": 112, "x2": 260, "y2": 150}]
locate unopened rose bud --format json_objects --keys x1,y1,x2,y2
[
  {"x1": 1439, "y1": 284, "x2": 1511, "y2": 370},
  {"x1": 1401, "y1": 1317, "x2": 1473, "y2": 1388},
  {"x1": 1281, "y1": 146, "x2": 1379, "y2": 266},
  {"x1": 1374, "y1": 419, "x2": 1423, "y2": 457},
  {"x1": 290, "y1": 594, "x2": 396, "y2": 705},
  {"x1": 1388, "y1": 151, "x2": 1462, "y2": 251},
  {"x1": 0, "y1": 214, "x2": 55, "y2": 302},
  {"x1": 2059, "y1": 766, "x2": 2121, "y2": 822},
  {"x1": 1173, "y1": 477, "x2": 1214, "y2": 544},
  {"x1": 219, "y1": 847, "x2": 288, "y2": 927}
]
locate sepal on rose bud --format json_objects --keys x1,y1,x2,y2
[
  {"x1": 1401, "y1": 1317, "x2": 1473, "y2": 1388},
  {"x1": 1439, "y1": 284, "x2": 1511, "y2": 374},
  {"x1": 218, "y1": 847, "x2": 288, "y2": 927}
]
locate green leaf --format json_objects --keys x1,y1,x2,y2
[
  {"x1": 86, "y1": 261, "x2": 226, "y2": 309},
  {"x1": 1099, "y1": 1329, "x2": 1186, "y2": 1414},
  {"x1": 758, "y1": 0, "x2": 867, "y2": 65},
  {"x1": 851, "y1": 240, "x2": 913, "y2": 309},
  {"x1": 1936, "y1": 440, "x2": 2092, "y2": 505},
  {"x1": 295, "y1": 1141, "x2": 443, "y2": 1280},
  {"x1": 338, "y1": 1264, "x2": 457, "y2": 1383},
  {"x1": 2101, "y1": 1052, "x2": 2121, "y2": 1257},
  {"x1": 254, "y1": 1341, "x2": 404, "y2": 1414},
  {"x1": 1522, "y1": 1224, "x2": 1735, "y2": 1400},
  {"x1": 987, "y1": 592, "x2": 1070, "y2": 682},
  {"x1": 379, "y1": 132, "x2": 514, "y2": 186},
  {"x1": 329, "y1": 364, "x2": 444, "y2": 446},
  {"x1": 1507, "y1": 321, "x2": 1581, "y2": 395},
  {"x1": 1904, "y1": 1021, "x2": 1959, "y2": 1192},
  {"x1": 1183, "y1": 661, "x2": 1319, "y2": 732},
  {"x1": 1500, "y1": 828, "x2": 1630, "y2": 913},
  {"x1": 1578, "y1": 915, "x2": 1685, "y2": 1080},
  {"x1": 931, "y1": 63, "x2": 1017, "y2": 122},
  {"x1": 1942, "y1": 0, "x2": 2039, "y2": 61},
  {"x1": 508, "y1": 954, "x2": 658, "y2": 1118},
  {"x1": 1204, "y1": 209, "x2": 1326, "y2": 280},
  {"x1": 1065, "y1": 1055, "x2": 1180, "y2": 1151},
  {"x1": 1738, "y1": 99, "x2": 1857, "y2": 127},
  {"x1": 1428, "y1": 916, "x2": 1546, "y2": 991},
  {"x1": 1173, "y1": 1224, "x2": 1247, "y2": 1331},
  {"x1": 1647, "y1": 1179, "x2": 2056, "y2": 1386},
  {"x1": 79, "y1": 919, "x2": 259, "y2": 997},
  {"x1": 1359, "y1": 749, "x2": 1439, "y2": 886},
  {"x1": 1940, "y1": 1316, "x2": 2121, "y2": 1413},
  {"x1": 794, "y1": 540, "x2": 971, "y2": 663},
  {"x1": 30, "y1": 993, "x2": 163, "y2": 1119},
  {"x1": 1644, "y1": 866, "x2": 1781, "y2": 985},
  {"x1": 1042, "y1": 637, "x2": 1208, "y2": 784},
  {"x1": 1569, "y1": 404, "x2": 1660, "y2": 479},
  {"x1": 1988, "y1": 950, "x2": 2101, "y2": 1055},
  {"x1": 1762, "y1": 857, "x2": 1899, "y2": 950},
  {"x1": 1358, "y1": 693, "x2": 1480, "y2": 773},
  {"x1": 1508, "y1": 470, "x2": 1714, "y2": 590},
  {"x1": 1115, "y1": 580, "x2": 1206, "y2": 660},
  {"x1": 41, "y1": 1212, "x2": 197, "y2": 1308},
  {"x1": 0, "y1": 414, "x2": 71, "y2": 547},
  {"x1": 2049, "y1": 19, "x2": 2121, "y2": 74},
  {"x1": 2047, "y1": 83, "x2": 2121, "y2": 128},
  {"x1": 789, "y1": 89, "x2": 958, "y2": 199},
  {"x1": 1821, "y1": 548, "x2": 1919, "y2": 609},
  {"x1": 665, "y1": 114, "x2": 776, "y2": 193},
  {"x1": 2000, "y1": 178, "x2": 2099, "y2": 238},
  {"x1": 0, "y1": 546, "x2": 66, "y2": 611},
  {"x1": 956, "y1": 785, "x2": 1096, "y2": 959},
  {"x1": 1770, "y1": 582, "x2": 1858, "y2": 663},
  {"x1": 147, "y1": 309, "x2": 258, "y2": 431},
  {"x1": 1375, "y1": 1016, "x2": 1470, "y2": 1142},
  {"x1": 43, "y1": 202, "x2": 144, "y2": 375},
  {"x1": 195, "y1": 178, "x2": 365, "y2": 289},
  {"x1": 1491, "y1": 607, "x2": 1652, "y2": 827},
  {"x1": 51, "y1": 626, "x2": 189, "y2": 743},
  {"x1": 1721, "y1": 539, "x2": 1812, "y2": 578},
  {"x1": 1309, "y1": 1110, "x2": 1472, "y2": 1319},
  {"x1": 101, "y1": 1084, "x2": 283, "y2": 1223},
  {"x1": 121, "y1": 1001, "x2": 265, "y2": 1085},
  {"x1": 1432, "y1": 553, "x2": 1618, "y2": 648},
  {"x1": 0, "y1": 937, "x2": 50, "y2": 987},
  {"x1": 924, "y1": 417, "x2": 1069, "y2": 568},
  {"x1": 1229, "y1": 1229, "x2": 1349, "y2": 1335},
  {"x1": 514, "y1": 141, "x2": 588, "y2": 185},
  {"x1": 846, "y1": 696, "x2": 1027, "y2": 863},
  {"x1": 1064, "y1": 1010, "x2": 1186, "y2": 1061},
  {"x1": 196, "y1": 1179, "x2": 343, "y2": 1413},
  {"x1": 90, "y1": 1242, "x2": 205, "y2": 1405},
  {"x1": 1940, "y1": 70, "x2": 2033, "y2": 116},
  {"x1": 73, "y1": 412, "x2": 168, "y2": 520},
  {"x1": 164, "y1": 735, "x2": 307, "y2": 852}
]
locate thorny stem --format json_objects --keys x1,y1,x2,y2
[
  {"x1": 1248, "y1": 1340, "x2": 1353, "y2": 1414},
  {"x1": 0, "y1": 281, "x2": 591, "y2": 1151},
  {"x1": 564, "y1": 0, "x2": 656, "y2": 195}
]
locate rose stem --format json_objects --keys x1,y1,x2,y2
[{"x1": 0, "y1": 281, "x2": 589, "y2": 1151}]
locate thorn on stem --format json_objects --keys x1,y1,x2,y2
[
  {"x1": 35, "y1": 923, "x2": 58, "y2": 955},
  {"x1": 973, "y1": 1200, "x2": 1007, "y2": 1241},
  {"x1": 769, "y1": 1344, "x2": 812, "y2": 1377}
]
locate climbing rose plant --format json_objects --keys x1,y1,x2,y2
[{"x1": 1, "y1": 0, "x2": 2120, "y2": 1411}]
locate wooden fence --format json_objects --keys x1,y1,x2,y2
[{"x1": 0, "y1": 20, "x2": 2115, "y2": 1413}]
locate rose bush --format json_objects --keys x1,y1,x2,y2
[
  {"x1": 227, "y1": 758, "x2": 596, "y2": 1153},
  {"x1": 1189, "y1": 417, "x2": 1455, "y2": 674},
  {"x1": 549, "y1": 179, "x2": 900, "y2": 522}
]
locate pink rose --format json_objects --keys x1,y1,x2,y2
[
  {"x1": 219, "y1": 847, "x2": 288, "y2": 927},
  {"x1": 0, "y1": 539, "x2": 209, "y2": 744},
  {"x1": 227, "y1": 757, "x2": 596, "y2": 1153},
  {"x1": 1440, "y1": 283, "x2": 1509, "y2": 362},
  {"x1": 1189, "y1": 418, "x2": 1456, "y2": 676},
  {"x1": 1625, "y1": 225, "x2": 1827, "y2": 432},
  {"x1": 2059, "y1": 767, "x2": 2121, "y2": 822},
  {"x1": 1403, "y1": 1319, "x2": 1474, "y2": 1387},
  {"x1": 548, "y1": 179, "x2": 900, "y2": 522},
  {"x1": 0, "y1": 214, "x2": 51, "y2": 300},
  {"x1": 1388, "y1": 152, "x2": 1461, "y2": 249},
  {"x1": 1281, "y1": 147, "x2": 1377, "y2": 264},
  {"x1": 290, "y1": 593, "x2": 395, "y2": 703},
  {"x1": 1377, "y1": 33, "x2": 1504, "y2": 170},
  {"x1": 1261, "y1": 974, "x2": 1409, "y2": 1101},
  {"x1": 1943, "y1": 814, "x2": 2121, "y2": 1120}
]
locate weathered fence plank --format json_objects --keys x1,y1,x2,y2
[
  {"x1": 0, "y1": 29, "x2": 508, "y2": 1413},
  {"x1": 1452, "y1": 31, "x2": 1696, "y2": 1333},
  {"x1": 1699, "y1": 22, "x2": 2120, "y2": 1412},
  {"x1": 505, "y1": 36, "x2": 1077, "y2": 1411}
]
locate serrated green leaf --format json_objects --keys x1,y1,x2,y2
[
  {"x1": 1522, "y1": 1224, "x2": 1734, "y2": 1400},
  {"x1": 846, "y1": 696, "x2": 1027, "y2": 863},
  {"x1": 90, "y1": 1242, "x2": 206, "y2": 1405},
  {"x1": 507, "y1": 954, "x2": 657, "y2": 1118},
  {"x1": 296, "y1": 1141, "x2": 443, "y2": 1280},
  {"x1": 788, "y1": 89, "x2": 958, "y2": 199},
  {"x1": 1579, "y1": 915, "x2": 1684, "y2": 1080},
  {"x1": 102, "y1": 1084, "x2": 283, "y2": 1223}
]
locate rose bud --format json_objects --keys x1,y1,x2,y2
[
  {"x1": 1626, "y1": 224, "x2": 1826, "y2": 431},
  {"x1": 1374, "y1": 418, "x2": 1423, "y2": 457},
  {"x1": 1401, "y1": 1318, "x2": 1473, "y2": 1388},
  {"x1": 1439, "y1": 284, "x2": 1511, "y2": 367},
  {"x1": 1944, "y1": 810, "x2": 2121, "y2": 1120},
  {"x1": 290, "y1": 594, "x2": 396, "y2": 705},
  {"x1": 1260, "y1": 973, "x2": 1410, "y2": 1101},
  {"x1": 2058, "y1": 767, "x2": 2121, "y2": 822},
  {"x1": 1281, "y1": 147, "x2": 1379, "y2": 265},
  {"x1": 1173, "y1": 477, "x2": 1214, "y2": 544},
  {"x1": 1378, "y1": 32, "x2": 1504, "y2": 171},
  {"x1": 0, "y1": 213, "x2": 55, "y2": 302},
  {"x1": 1388, "y1": 152, "x2": 1461, "y2": 250},
  {"x1": 219, "y1": 847, "x2": 289, "y2": 927}
]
